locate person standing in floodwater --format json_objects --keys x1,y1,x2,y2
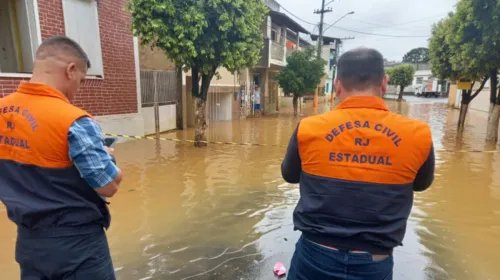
[
  {"x1": 0, "y1": 36, "x2": 122, "y2": 279},
  {"x1": 281, "y1": 47, "x2": 435, "y2": 280},
  {"x1": 253, "y1": 84, "x2": 261, "y2": 116}
]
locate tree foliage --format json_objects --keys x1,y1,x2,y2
[
  {"x1": 275, "y1": 47, "x2": 326, "y2": 98},
  {"x1": 429, "y1": 16, "x2": 459, "y2": 80},
  {"x1": 127, "y1": 0, "x2": 268, "y2": 100},
  {"x1": 402, "y1": 47, "x2": 429, "y2": 64},
  {"x1": 386, "y1": 64, "x2": 415, "y2": 100},
  {"x1": 428, "y1": 0, "x2": 500, "y2": 137},
  {"x1": 386, "y1": 65, "x2": 415, "y2": 89},
  {"x1": 429, "y1": 0, "x2": 500, "y2": 82}
]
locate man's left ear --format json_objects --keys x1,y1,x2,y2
[
  {"x1": 66, "y1": 63, "x2": 77, "y2": 79},
  {"x1": 381, "y1": 74, "x2": 390, "y2": 94}
]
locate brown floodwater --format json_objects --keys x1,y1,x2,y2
[{"x1": 1, "y1": 97, "x2": 500, "y2": 280}]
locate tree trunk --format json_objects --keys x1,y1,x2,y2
[
  {"x1": 194, "y1": 97, "x2": 207, "y2": 147},
  {"x1": 486, "y1": 70, "x2": 499, "y2": 143},
  {"x1": 398, "y1": 85, "x2": 404, "y2": 101},
  {"x1": 193, "y1": 66, "x2": 216, "y2": 147},
  {"x1": 457, "y1": 101, "x2": 468, "y2": 132},
  {"x1": 489, "y1": 69, "x2": 497, "y2": 105},
  {"x1": 458, "y1": 89, "x2": 471, "y2": 131},
  {"x1": 293, "y1": 94, "x2": 298, "y2": 116},
  {"x1": 486, "y1": 104, "x2": 500, "y2": 143}
]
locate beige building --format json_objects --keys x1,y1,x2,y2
[
  {"x1": 310, "y1": 34, "x2": 342, "y2": 97},
  {"x1": 138, "y1": 0, "x2": 312, "y2": 133},
  {"x1": 187, "y1": 0, "x2": 312, "y2": 121},
  {"x1": 243, "y1": 4, "x2": 311, "y2": 116}
]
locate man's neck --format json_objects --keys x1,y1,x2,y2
[
  {"x1": 29, "y1": 74, "x2": 64, "y2": 95},
  {"x1": 339, "y1": 91, "x2": 382, "y2": 102}
]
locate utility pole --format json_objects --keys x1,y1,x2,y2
[{"x1": 314, "y1": 0, "x2": 332, "y2": 58}]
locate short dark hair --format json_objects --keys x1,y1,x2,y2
[
  {"x1": 36, "y1": 36, "x2": 91, "y2": 68},
  {"x1": 336, "y1": 47, "x2": 384, "y2": 91}
]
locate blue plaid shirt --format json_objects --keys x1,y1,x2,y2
[{"x1": 68, "y1": 117, "x2": 119, "y2": 189}]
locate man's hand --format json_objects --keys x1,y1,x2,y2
[
  {"x1": 104, "y1": 147, "x2": 115, "y2": 156},
  {"x1": 104, "y1": 147, "x2": 117, "y2": 165},
  {"x1": 97, "y1": 146, "x2": 121, "y2": 197}
]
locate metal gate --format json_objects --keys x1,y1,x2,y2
[
  {"x1": 207, "y1": 86, "x2": 221, "y2": 122},
  {"x1": 239, "y1": 81, "x2": 256, "y2": 118}
]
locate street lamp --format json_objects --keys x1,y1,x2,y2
[{"x1": 324, "y1": 11, "x2": 355, "y2": 33}]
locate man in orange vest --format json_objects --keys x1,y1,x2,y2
[
  {"x1": 282, "y1": 47, "x2": 434, "y2": 280},
  {"x1": 0, "y1": 36, "x2": 123, "y2": 279}
]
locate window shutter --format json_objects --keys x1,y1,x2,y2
[{"x1": 62, "y1": 0, "x2": 104, "y2": 77}]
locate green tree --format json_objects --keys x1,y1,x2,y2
[
  {"x1": 386, "y1": 64, "x2": 415, "y2": 101},
  {"x1": 429, "y1": 1, "x2": 497, "y2": 134},
  {"x1": 448, "y1": 2, "x2": 491, "y2": 132},
  {"x1": 429, "y1": 16, "x2": 458, "y2": 82},
  {"x1": 127, "y1": 0, "x2": 268, "y2": 147},
  {"x1": 275, "y1": 47, "x2": 326, "y2": 115},
  {"x1": 402, "y1": 47, "x2": 430, "y2": 65},
  {"x1": 464, "y1": 0, "x2": 500, "y2": 143}
]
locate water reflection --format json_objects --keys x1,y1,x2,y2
[{"x1": 0, "y1": 98, "x2": 500, "y2": 280}]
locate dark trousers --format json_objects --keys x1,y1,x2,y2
[
  {"x1": 288, "y1": 236, "x2": 393, "y2": 280},
  {"x1": 15, "y1": 228, "x2": 115, "y2": 280}
]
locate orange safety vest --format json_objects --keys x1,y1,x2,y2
[
  {"x1": 0, "y1": 82, "x2": 110, "y2": 234},
  {"x1": 294, "y1": 95, "x2": 432, "y2": 254}
]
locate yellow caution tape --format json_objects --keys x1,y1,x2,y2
[
  {"x1": 104, "y1": 133, "x2": 287, "y2": 147},
  {"x1": 104, "y1": 134, "x2": 500, "y2": 153}
]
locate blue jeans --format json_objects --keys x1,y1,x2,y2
[
  {"x1": 16, "y1": 228, "x2": 115, "y2": 280},
  {"x1": 288, "y1": 236, "x2": 393, "y2": 280}
]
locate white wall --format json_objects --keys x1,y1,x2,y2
[
  {"x1": 95, "y1": 113, "x2": 145, "y2": 140},
  {"x1": 469, "y1": 89, "x2": 490, "y2": 113},
  {"x1": 142, "y1": 104, "x2": 177, "y2": 135},
  {"x1": 413, "y1": 70, "x2": 432, "y2": 86},
  {"x1": 321, "y1": 45, "x2": 331, "y2": 74}
]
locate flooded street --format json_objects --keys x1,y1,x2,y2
[{"x1": 1, "y1": 97, "x2": 500, "y2": 280}]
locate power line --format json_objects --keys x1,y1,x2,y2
[
  {"x1": 329, "y1": 25, "x2": 429, "y2": 38},
  {"x1": 278, "y1": 2, "x2": 432, "y2": 38},
  {"x1": 279, "y1": 5, "x2": 317, "y2": 26},
  {"x1": 325, "y1": 0, "x2": 335, "y2": 7}
]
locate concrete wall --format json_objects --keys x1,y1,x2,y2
[
  {"x1": 214, "y1": 68, "x2": 239, "y2": 85},
  {"x1": 448, "y1": 82, "x2": 492, "y2": 113},
  {"x1": 96, "y1": 113, "x2": 144, "y2": 139},
  {"x1": 469, "y1": 88, "x2": 491, "y2": 113},
  {"x1": 142, "y1": 104, "x2": 177, "y2": 135},
  {"x1": 139, "y1": 45, "x2": 175, "y2": 71},
  {"x1": 448, "y1": 84, "x2": 458, "y2": 107},
  {"x1": 321, "y1": 45, "x2": 331, "y2": 75}
]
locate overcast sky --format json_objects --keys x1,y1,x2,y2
[{"x1": 279, "y1": 0, "x2": 457, "y2": 61}]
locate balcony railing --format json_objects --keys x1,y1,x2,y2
[{"x1": 271, "y1": 41, "x2": 284, "y2": 61}]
